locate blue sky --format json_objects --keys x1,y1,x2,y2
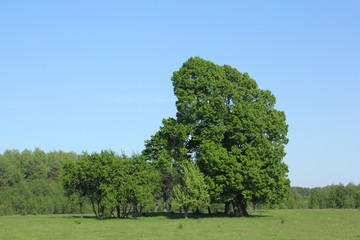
[{"x1": 1, "y1": 1, "x2": 359, "y2": 188}]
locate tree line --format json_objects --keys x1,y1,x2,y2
[
  {"x1": 280, "y1": 184, "x2": 360, "y2": 209},
  {"x1": 0, "y1": 148, "x2": 91, "y2": 215},
  {"x1": 0, "y1": 148, "x2": 209, "y2": 218},
  {"x1": 1, "y1": 148, "x2": 360, "y2": 217}
]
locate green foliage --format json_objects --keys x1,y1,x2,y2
[
  {"x1": 0, "y1": 149, "x2": 86, "y2": 216},
  {"x1": 172, "y1": 162, "x2": 210, "y2": 218},
  {"x1": 143, "y1": 118, "x2": 187, "y2": 212},
  {"x1": 309, "y1": 183, "x2": 360, "y2": 209},
  {"x1": 1, "y1": 148, "x2": 162, "y2": 217},
  {"x1": 145, "y1": 57, "x2": 290, "y2": 216},
  {"x1": 260, "y1": 184, "x2": 360, "y2": 210},
  {"x1": 62, "y1": 150, "x2": 161, "y2": 218},
  {"x1": 101, "y1": 153, "x2": 161, "y2": 218}
]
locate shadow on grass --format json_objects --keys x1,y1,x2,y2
[
  {"x1": 132, "y1": 210, "x2": 271, "y2": 219},
  {"x1": 62, "y1": 215, "x2": 131, "y2": 221},
  {"x1": 62, "y1": 210, "x2": 271, "y2": 220}
]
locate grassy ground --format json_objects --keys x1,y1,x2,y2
[{"x1": 1, "y1": 209, "x2": 360, "y2": 239}]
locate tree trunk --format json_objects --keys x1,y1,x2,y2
[
  {"x1": 163, "y1": 200, "x2": 167, "y2": 212},
  {"x1": 79, "y1": 202, "x2": 83, "y2": 218},
  {"x1": 207, "y1": 206, "x2": 212, "y2": 214},
  {"x1": 154, "y1": 199, "x2": 159, "y2": 212},
  {"x1": 179, "y1": 207, "x2": 182, "y2": 214},
  {"x1": 232, "y1": 194, "x2": 249, "y2": 217},
  {"x1": 97, "y1": 202, "x2": 102, "y2": 218},
  {"x1": 253, "y1": 203, "x2": 257, "y2": 213},
  {"x1": 91, "y1": 200, "x2": 98, "y2": 218},
  {"x1": 133, "y1": 203, "x2": 138, "y2": 213},
  {"x1": 116, "y1": 206, "x2": 121, "y2": 218},
  {"x1": 184, "y1": 206, "x2": 189, "y2": 219},
  {"x1": 100, "y1": 206, "x2": 104, "y2": 218},
  {"x1": 225, "y1": 201, "x2": 230, "y2": 214}
]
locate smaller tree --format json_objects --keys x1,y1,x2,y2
[
  {"x1": 172, "y1": 162, "x2": 210, "y2": 219},
  {"x1": 61, "y1": 158, "x2": 88, "y2": 217}
]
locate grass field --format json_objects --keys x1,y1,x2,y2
[{"x1": 1, "y1": 209, "x2": 360, "y2": 239}]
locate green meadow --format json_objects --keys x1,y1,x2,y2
[{"x1": 1, "y1": 209, "x2": 360, "y2": 239}]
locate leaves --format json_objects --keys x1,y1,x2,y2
[
  {"x1": 62, "y1": 150, "x2": 161, "y2": 218},
  {"x1": 146, "y1": 57, "x2": 290, "y2": 216},
  {"x1": 172, "y1": 162, "x2": 210, "y2": 217}
]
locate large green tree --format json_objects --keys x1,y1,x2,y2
[{"x1": 145, "y1": 57, "x2": 290, "y2": 217}]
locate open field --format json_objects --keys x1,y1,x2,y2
[{"x1": 1, "y1": 209, "x2": 360, "y2": 239}]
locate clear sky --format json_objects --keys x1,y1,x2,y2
[{"x1": 1, "y1": 1, "x2": 359, "y2": 188}]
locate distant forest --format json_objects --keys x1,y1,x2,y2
[{"x1": 1, "y1": 149, "x2": 360, "y2": 216}]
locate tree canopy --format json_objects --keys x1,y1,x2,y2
[{"x1": 144, "y1": 57, "x2": 290, "y2": 216}]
